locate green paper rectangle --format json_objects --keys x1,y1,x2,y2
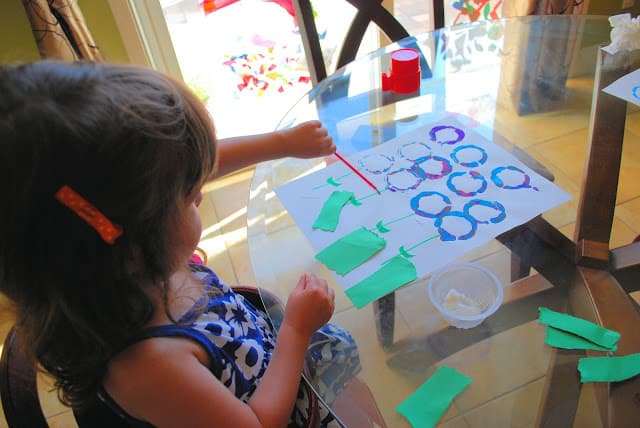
[
  {"x1": 397, "y1": 366, "x2": 472, "y2": 428},
  {"x1": 578, "y1": 353, "x2": 640, "y2": 383},
  {"x1": 312, "y1": 190, "x2": 355, "y2": 231},
  {"x1": 538, "y1": 307, "x2": 620, "y2": 349},
  {"x1": 315, "y1": 227, "x2": 386, "y2": 275},
  {"x1": 345, "y1": 256, "x2": 417, "y2": 309},
  {"x1": 545, "y1": 326, "x2": 617, "y2": 352}
]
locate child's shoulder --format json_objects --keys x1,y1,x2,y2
[{"x1": 188, "y1": 262, "x2": 229, "y2": 292}]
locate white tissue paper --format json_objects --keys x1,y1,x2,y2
[{"x1": 603, "y1": 13, "x2": 640, "y2": 54}]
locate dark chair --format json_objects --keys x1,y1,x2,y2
[{"x1": 292, "y1": 0, "x2": 444, "y2": 85}]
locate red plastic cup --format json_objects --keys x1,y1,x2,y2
[{"x1": 382, "y1": 48, "x2": 421, "y2": 94}]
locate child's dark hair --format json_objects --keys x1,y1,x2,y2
[{"x1": 0, "y1": 61, "x2": 216, "y2": 408}]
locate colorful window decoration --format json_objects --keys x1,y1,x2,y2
[{"x1": 447, "y1": 0, "x2": 504, "y2": 26}]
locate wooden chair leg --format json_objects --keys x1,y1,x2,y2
[
  {"x1": 373, "y1": 292, "x2": 395, "y2": 349},
  {"x1": 535, "y1": 347, "x2": 584, "y2": 427}
]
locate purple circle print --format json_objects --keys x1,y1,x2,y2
[{"x1": 428, "y1": 125, "x2": 465, "y2": 145}]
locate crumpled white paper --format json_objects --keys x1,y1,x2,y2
[{"x1": 603, "y1": 13, "x2": 640, "y2": 54}]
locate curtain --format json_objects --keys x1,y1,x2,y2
[
  {"x1": 22, "y1": 0, "x2": 104, "y2": 61},
  {"x1": 533, "y1": 0, "x2": 585, "y2": 15}
]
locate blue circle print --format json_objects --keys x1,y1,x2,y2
[
  {"x1": 446, "y1": 171, "x2": 488, "y2": 197},
  {"x1": 410, "y1": 191, "x2": 452, "y2": 218},
  {"x1": 435, "y1": 211, "x2": 477, "y2": 241},
  {"x1": 451, "y1": 145, "x2": 488, "y2": 168},
  {"x1": 491, "y1": 166, "x2": 534, "y2": 190},
  {"x1": 463, "y1": 199, "x2": 506, "y2": 224}
]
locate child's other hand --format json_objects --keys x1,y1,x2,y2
[
  {"x1": 279, "y1": 120, "x2": 336, "y2": 159},
  {"x1": 283, "y1": 273, "x2": 335, "y2": 338}
]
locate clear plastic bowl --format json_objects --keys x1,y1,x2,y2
[{"x1": 428, "y1": 263, "x2": 503, "y2": 329}]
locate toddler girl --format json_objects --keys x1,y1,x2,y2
[{"x1": 0, "y1": 60, "x2": 354, "y2": 427}]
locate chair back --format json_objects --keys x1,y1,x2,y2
[
  {"x1": 0, "y1": 326, "x2": 48, "y2": 428},
  {"x1": 0, "y1": 325, "x2": 135, "y2": 428},
  {"x1": 293, "y1": 0, "x2": 443, "y2": 85}
]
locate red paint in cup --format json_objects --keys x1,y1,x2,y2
[{"x1": 382, "y1": 48, "x2": 421, "y2": 94}]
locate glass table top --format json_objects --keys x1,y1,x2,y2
[{"x1": 246, "y1": 14, "x2": 640, "y2": 427}]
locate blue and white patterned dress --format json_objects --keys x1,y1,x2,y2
[{"x1": 106, "y1": 263, "x2": 359, "y2": 427}]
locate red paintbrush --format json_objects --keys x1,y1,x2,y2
[{"x1": 334, "y1": 152, "x2": 381, "y2": 194}]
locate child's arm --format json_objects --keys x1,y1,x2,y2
[
  {"x1": 103, "y1": 273, "x2": 334, "y2": 428},
  {"x1": 211, "y1": 120, "x2": 335, "y2": 179},
  {"x1": 247, "y1": 273, "x2": 335, "y2": 427}
]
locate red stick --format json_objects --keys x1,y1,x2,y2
[{"x1": 334, "y1": 152, "x2": 381, "y2": 194}]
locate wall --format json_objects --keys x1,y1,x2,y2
[
  {"x1": 0, "y1": 1, "x2": 39, "y2": 62},
  {"x1": 0, "y1": 0, "x2": 129, "y2": 64},
  {"x1": 587, "y1": 0, "x2": 640, "y2": 16},
  {"x1": 79, "y1": 0, "x2": 130, "y2": 63}
]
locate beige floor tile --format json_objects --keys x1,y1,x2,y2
[
  {"x1": 572, "y1": 382, "x2": 605, "y2": 428},
  {"x1": 625, "y1": 110, "x2": 640, "y2": 136},
  {"x1": 198, "y1": 184, "x2": 239, "y2": 283},
  {"x1": 615, "y1": 196, "x2": 640, "y2": 236},
  {"x1": 443, "y1": 322, "x2": 548, "y2": 413},
  {"x1": 525, "y1": 146, "x2": 581, "y2": 229},
  {"x1": 438, "y1": 416, "x2": 471, "y2": 428},
  {"x1": 206, "y1": 168, "x2": 254, "y2": 239},
  {"x1": 493, "y1": 105, "x2": 591, "y2": 149},
  {"x1": 47, "y1": 410, "x2": 78, "y2": 428},
  {"x1": 330, "y1": 306, "x2": 443, "y2": 428},
  {"x1": 559, "y1": 215, "x2": 636, "y2": 249},
  {"x1": 461, "y1": 378, "x2": 544, "y2": 427},
  {"x1": 37, "y1": 372, "x2": 69, "y2": 418},
  {"x1": 0, "y1": 299, "x2": 15, "y2": 428},
  {"x1": 534, "y1": 120, "x2": 640, "y2": 205},
  {"x1": 617, "y1": 128, "x2": 640, "y2": 204},
  {"x1": 534, "y1": 128, "x2": 589, "y2": 188},
  {"x1": 228, "y1": 241, "x2": 257, "y2": 286},
  {"x1": 199, "y1": 231, "x2": 238, "y2": 284}
]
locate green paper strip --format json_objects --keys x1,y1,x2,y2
[
  {"x1": 397, "y1": 366, "x2": 472, "y2": 428},
  {"x1": 538, "y1": 307, "x2": 620, "y2": 349},
  {"x1": 315, "y1": 227, "x2": 386, "y2": 275},
  {"x1": 546, "y1": 326, "x2": 617, "y2": 352},
  {"x1": 312, "y1": 191, "x2": 355, "y2": 232},
  {"x1": 345, "y1": 256, "x2": 417, "y2": 309},
  {"x1": 578, "y1": 353, "x2": 640, "y2": 383}
]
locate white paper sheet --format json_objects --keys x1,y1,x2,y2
[
  {"x1": 275, "y1": 115, "x2": 571, "y2": 292},
  {"x1": 602, "y1": 68, "x2": 640, "y2": 106}
]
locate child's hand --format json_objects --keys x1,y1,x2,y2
[
  {"x1": 279, "y1": 120, "x2": 336, "y2": 159},
  {"x1": 283, "y1": 273, "x2": 335, "y2": 338}
]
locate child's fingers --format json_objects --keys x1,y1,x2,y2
[{"x1": 297, "y1": 272, "x2": 309, "y2": 290}]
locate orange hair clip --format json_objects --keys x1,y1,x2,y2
[{"x1": 55, "y1": 185, "x2": 123, "y2": 245}]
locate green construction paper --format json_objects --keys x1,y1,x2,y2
[
  {"x1": 312, "y1": 191, "x2": 355, "y2": 231},
  {"x1": 538, "y1": 307, "x2": 620, "y2": 349},
  {"x1": 345, "y1": 256, "x2": 417, "y2": 309},
  {"x1": 545, "y1": 326, "x2": 617, "y2": 352},
  {"x1": 397, "y1": 366, "x2": 472, "y2": 428},
  {"x1": 315, "y1": 227, "x2": 386, "y2": 275},
  {"x1": 578, "y1": 353, "x2": 640, "y2": 383}
]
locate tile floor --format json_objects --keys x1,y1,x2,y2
[{"x1": 2, "y1": 4, "x2": 640, "y2": 428}]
